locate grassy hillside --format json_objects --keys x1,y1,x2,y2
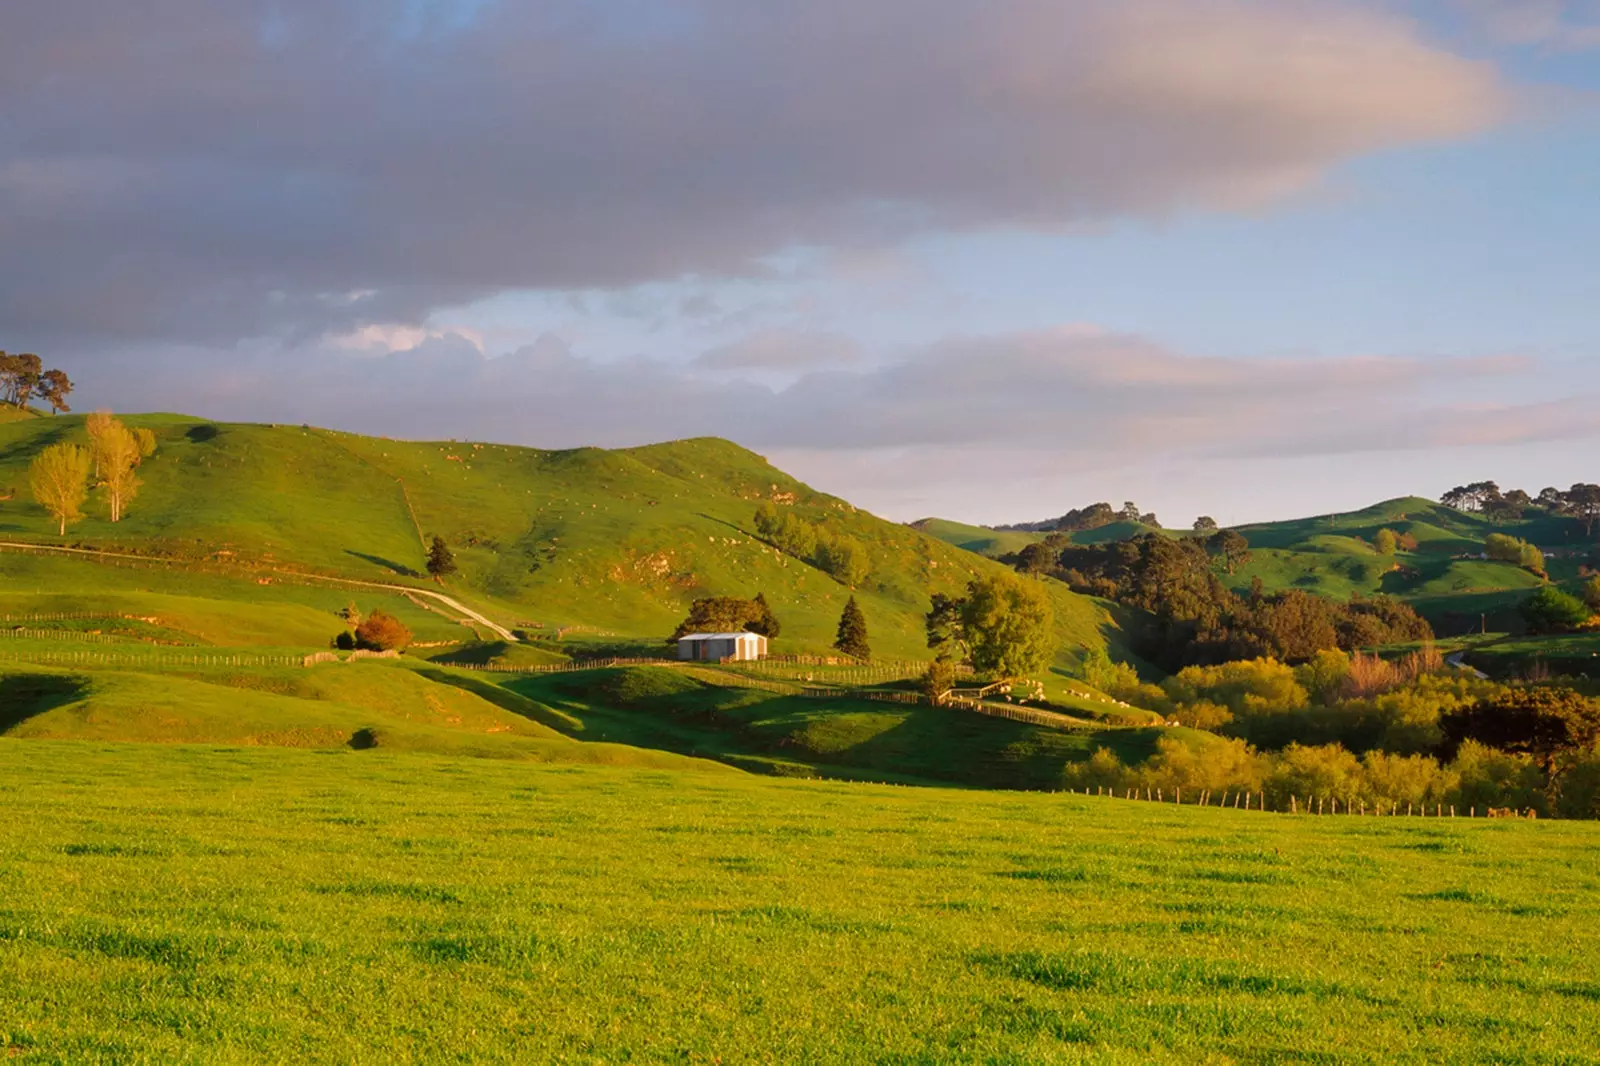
[
  {"x1": 928, "y1": 494, "x2": 1598, "y2": 640},
  {"x1": 913, "y1": 517, "x2": 1168, "y2": 556},
  {"x1": 3, "y1": 741, "x2": 1597, "y2": 1063},
  {"x1": 0, "y1": 414, "x2": 1123, "y2": 663}
]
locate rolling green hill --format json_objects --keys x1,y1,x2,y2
[
  {"x1": 912, "y1": 516, "x2": 1168, "y2": 556},
  {"x1": 0, "y1": 414, "x2": 1125, "y2": 664},
  {"x1": 927, "y1": 495, "x2": 1598, "y2": 638}
]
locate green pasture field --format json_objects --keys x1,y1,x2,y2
[{"x1": 2, "y1": 741, "x2": 1597, "y2": 1064}]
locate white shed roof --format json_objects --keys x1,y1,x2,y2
[{"x1": 678, "y1": 632, "x2": 762, "y2": 641}]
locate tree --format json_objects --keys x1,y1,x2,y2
[
  {"x1": 1015, "y1": 542, "x2": 1057, "y2": 575},
  {"x1": 1120, "y1": 501, "x2": 1141, "y2": 522},
  {"x1": 815, "y1": 533, "x2": 869, "y2": 586},
  {"x1": 28, "y1": 443, "x2": 93, "y2": 535},
  {"x1": 1193, "y1": 516, "x2": 1219, "y2": 535},
  {"x1": 0, "y1": 353, "x2": 73, "y2": 412},
  {"x1": 1441, "y1": 686, "x2": 1600, "y2": 788},
  {"x1": 669, "y1": 597, "x2": 774, "y2": 642},
  {"x1": 0, "y1": 353, "x2": 41, "y2": 407},
  {"x1": 833, "y1": 596, "x2": 870, "y2": 660},
  {"x1": 1485, "y1": 533, "x2": 1542, "y2": 574},
  {"x1": 1374, "y1": 528, "x2": 1399, "y2": 555},
  {"x1": 425, "y1": 535, "x2": 458, "y2": 581},
  {"x1": 96, "y1": 420, "x2": 143, "y2": 522},
  {"x1": 748, "y1": 593, "x2": 782, "y2": 639},
  {"x1": 922, "y1": 659, "x2": 958, "y2": 702},
  {"x1": 925, "y1": 592, "x2": 970, "y2": 662},
  {"x1": 944, "y1": 574, "x2": 1056, "y2": 678},
  {"x1": 1521, "y1": 586, "x2": 1592, "y2": 634},
  {"x1": 133, "y1": 427, "x2": 157, "y2": 460},
  {"x1": 38, "y1": 369, "x2": 73, "y2": 414},
  {"x1": 1565, "y1": 484, "x2": 1600, "y2": 537},
  {"x1": 355, "y1": 609, "x2": 413, "y2": 651},
  {"x1": 1583, "y1": 576, "x2": 1600, "y2": 613},
  {"x1": 84, "y1": 410, "x2": 114, "y2": 478},
  {"x1": 1206, "y1": 529, "x2": 1252, "y2": 575}
]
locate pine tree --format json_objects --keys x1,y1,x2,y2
[
  {"x1": 426, "y1": 534, "x2": 458, "y2": 582},
  {"x1": 834, "y1": 596, "x2": 870, "y2": 660}
]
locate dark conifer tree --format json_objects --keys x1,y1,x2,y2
[
  {"x1": 834, "y1": 596, "x2": 870, "y2": 660},
  {"x1": 426, "y1": 534, "x2": 458, "y2": 582}
]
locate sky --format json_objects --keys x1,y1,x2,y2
[{"x1": 3, "y1": 0, "x2": 1598, "y2": 527}]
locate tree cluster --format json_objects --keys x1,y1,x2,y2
[
  {"x1": 753, "y1": 504, "x2": 870, "y2": 586},
  {"x1": 1046, "y1": 533, "x2": 1432, "y2": 670},
  {"x1": 1442, "y1": 480, "x2": 1600, "y2": 535},
  {"x1": 28, "y1": 412, "x2": 156, "y2": 534},
  {"x1": 1484, "y1": 533, "x2": 1545, "y2": 574},
  {"x1": 994, "y1": 500, "x2": 1158, "y2": 534},
  {"x1": 0, "y1": 352, "x2": 74, "y2": 414},
  {"x1": 669, "y1": 594, "x2": 781, "y2": 643}
]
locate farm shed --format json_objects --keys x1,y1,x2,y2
[{"x1": 676, "y1": 632, "x2": 768, "y2": 662}]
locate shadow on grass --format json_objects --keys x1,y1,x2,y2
[
  {"x1": 0, "y1": 673, "x2": 88, "y2": 733},
  {"x1": 413, "y1": 668, "x2": 584, "y2": 734},
  {"x1": 345, "y1": 550, "x2": 420, "y2": 578}
]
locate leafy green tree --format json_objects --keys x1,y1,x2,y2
[
  {"x1": 959, "y1": 574, "x2": 1055, "y2": 678},
  {"x1": 1521, "y1": 586, "x2": 1591, "y2": 634},
  {"x1": 753, "y1": 502, "x2": 780, "y2": 539},
  {"x1": 922, "y1": 659, "x2": 958, "y2": 702},
  {"x1": 426, "y1": 535, "x2": 458, "y2": 581},
  {"x1": 1193, "y1": 516, "x2": 1219, "y2": 535},
  {"x1": 748, "y1": 593, "x2": 782, "y2": 639},
  {"x1": 925, "y1": 592, "x2": 970, "y2": 662},
  {"x1": 1373, "y1": 528, "x2": 1398, "y2": 555},
  {"x1": 670, "y1": 597, "x2": 774, "y2": 642},
  {"x1": 28, "y1": 443, "x2": 93, "y2": 535},
  {"x1": 1441, "y1": 686, "x2": 1600, "y2": 788},
  {"x1": 97, "y1": 420, "x2": 142, "y2": 522},
  {"x1": 833, "y1": 596, "x2": 870, "y2": 660},
  {"x1": 1206, "y1": 529, "x2": 1252, "y2": 574},
  {"x1": 1583, "y1": 575, "x2": 1600, "y2": 613},
  {"x1": 815, "y1": 533, "x2": 869, "y2": 586}
]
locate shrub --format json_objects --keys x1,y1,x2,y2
[
  {"x1": 1131, "y1": 736, "x2": 1263, "y2": 794},
  {"x1": 1584, "y1": 575, "x2": 1600, "y2": 613},
  {"x1": 1521, "y1": 586, "x2": 1590, "y2": 634},
  {"x1": 1295, "y1": 649, "x2": 1351, "y2": 704},
  {"x1": 1264, "y1": 743, "x2": 1364, "y2": 805},
  {"x1": 1374, "y1": 528, "x2": 1398, "y2": 555},
  {"x1": 1164, "y1": 658, "x2": 1308, "y2": 721},
  {"x1": 355, "y1": 609, "x2": 412, "y2": 651},
  {"x1": 923, "y1": 660, "x2": 958, "y2": 702}
]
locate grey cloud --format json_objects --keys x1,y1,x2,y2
[{"x1": 4, "y1": 0, "x2": 1507, "y2": 348}]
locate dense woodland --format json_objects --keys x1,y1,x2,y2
[{"x1": 1014, "y1": 533, "x2": 1433, "y2": 670}]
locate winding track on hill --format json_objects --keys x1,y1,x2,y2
[{"x1": 0, "y1": 541, "x2": 520, "y2": 642}]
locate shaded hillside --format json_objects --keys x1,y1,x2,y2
[{"x1": 0, "y1": 415, "x2": 1125, "y2": 662}]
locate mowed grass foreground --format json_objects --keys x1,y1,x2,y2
[{"x1": 2, "y1": 744, "x2": 1599, "y2": 1064}]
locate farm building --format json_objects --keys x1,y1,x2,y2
[{"x1": 676, "y1": 632, "x2": 768, "y2": 662}]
